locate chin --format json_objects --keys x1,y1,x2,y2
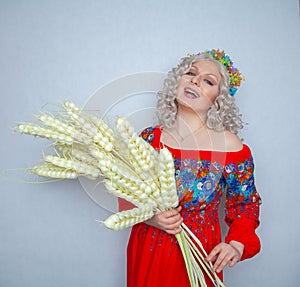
[{"x1": 176, "y1": 96, "x2": 212, "y2": 113}]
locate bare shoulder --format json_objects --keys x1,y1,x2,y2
[
  {"x1": 206, "y1": 129, "x2": 243, "y2": 152},
  {"x1": 224, "y1": 131, "x2": 243, "y2": 152}
]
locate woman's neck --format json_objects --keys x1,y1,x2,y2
[
  {"x1": 161, "y1": 105, "x2": 213, "y2": 150},
  {"x1": 175, "y1": 105, "x2": 207, "y2": 133}
]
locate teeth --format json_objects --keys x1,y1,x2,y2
[{"x1": 186, "y1": 89, "x2": 198, "y2": 97}]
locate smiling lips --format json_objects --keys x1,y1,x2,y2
[{"x1": 184, "y1": 87, "x2": 200, "y2": 99}]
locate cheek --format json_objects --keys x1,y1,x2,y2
[
  {"x1": 177, "y1": 77, "x2": 186, "y2": 88},
  {"x1": 206, "y1": 87, "x2": 220, "y2": 102},
  {"x1": 175, "y1": 79, "x2": 185, "y2": 96},
  {"x1": 200, "y1": 96, "x2": 214, "y2": 108}
]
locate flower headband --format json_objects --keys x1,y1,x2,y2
[{"x1": 190, "y1": 49, "x2": 244, "y2": 96}]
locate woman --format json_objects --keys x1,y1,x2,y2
[{"x1": 127, "y1": 50, "x2": 261, "y2": 287}]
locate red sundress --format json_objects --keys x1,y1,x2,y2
[{"x1": 127, "y1": 126, "x2": 261, "y2": 287}]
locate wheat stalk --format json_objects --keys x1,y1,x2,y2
[{"x1": 15, "y1": 101, "x2": 226, "y2": 287}]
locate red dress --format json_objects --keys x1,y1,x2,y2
[{"x1": 127, "y1": 127, "x2": 261, "y2": 287}]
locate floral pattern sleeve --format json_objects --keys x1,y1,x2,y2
[
  {"x1": 140, "y1": 126, "x2": 162, "y2": 149},
  {"x1": 223, "y1": 145, "x2": 262, "y2": 260}
]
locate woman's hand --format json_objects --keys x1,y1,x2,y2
[
  {"x1": 206, "y1": 240, "x2": 244, "y2": 273},
  {"x1": 145, "y1": 206, "x2": 183, "y2": 235}
]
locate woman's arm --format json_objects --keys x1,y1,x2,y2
[{"x1": 207, "y1": 141, "x2": 261, "y2": 272}]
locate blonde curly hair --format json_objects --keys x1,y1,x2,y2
[{"x1": 156, "y1": 53, "x2": 243, "y2": 135}]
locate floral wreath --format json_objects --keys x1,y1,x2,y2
[{"x1": 190, "y1": 49, "x2": 244, "y2": 96}]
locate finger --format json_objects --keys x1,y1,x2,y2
[
  {"x1": 175, "y1": 206, "x2": 182, "y2": 212},
  {"x1": 159, "y1": 216, "x2": 182, "y2": 228},
  {"x1": 164, "y1": 209, "x2": 181, "y2": 218},
  {"x1": 164, "y1": 216, "x2": 183, "y2": 234},
  {"x1": 206, "y1": 254, "x2": 217, "y2": 263},
  {"x1": 165, "y1": 218, "x2": 183, "y2": 230},
  {"x1": 229, "y1": 255, "x2": 239, "y2": 268},
  {"x1": 165, "y1": 226, "x2": 182, "y2": 235},
  {"x1": 160, "y1": 213, "x2": 182, "y2": 225},
  {"x1": 159, "y1": 214, "x2": 182, "y2": 229},
  {"x1": 215, "y1": 252, "x2": 238, "y2": 272},
  {"x1": 213, "y1": 252, "x2": 227, "y2": 272},
  {"x1": 215, "y1": 255, "x2": 231, "y2": 273},
  {"x1": 206, "y1": 245, "x2": 221, "y2": 262}
]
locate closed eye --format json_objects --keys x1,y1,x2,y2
[
  {"x1": 204, "y1": 79, "x2": 213, "y2": 86},
  {"x1": 185, "y1": 71, "x2": 196, "y2": 76}
]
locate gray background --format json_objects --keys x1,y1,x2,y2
[{"x1": 1, "y1": 0, "x2": 299, "y2": 286}]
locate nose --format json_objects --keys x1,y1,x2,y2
[{"x1": 191, "y1": 75, "x2": 200, "y2": 86}]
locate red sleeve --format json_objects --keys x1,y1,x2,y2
[
  {"x1": 223, "y1": 145, "x2": 262, "y2": 260},
  {"x1": 139, "y1": 126, "x2": 162, "y2": 150}
]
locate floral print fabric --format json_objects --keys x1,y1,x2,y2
[{"x1": 127, "y1": 126, "x2": 261, "y2": 287}]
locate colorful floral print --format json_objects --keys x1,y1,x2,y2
[{"x1": 134, "y1": 126, "x2": 261, "y2": 260}]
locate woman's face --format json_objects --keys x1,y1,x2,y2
[{"x1": 176, "y1": 60, "x2": 222, "y2": 113}]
